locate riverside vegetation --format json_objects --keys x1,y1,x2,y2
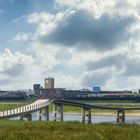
[{"x1": 0, "y1": 121, "x2": 140, "y2": 140}]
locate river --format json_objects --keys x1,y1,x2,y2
[{"x1": 22, "y1": 112, "x2": 140, "y2": 124}]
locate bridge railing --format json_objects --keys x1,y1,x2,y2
[{"x1": 0, "y1": 99, "x2": 50, "y2": 118}]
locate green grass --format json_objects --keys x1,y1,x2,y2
[
  {"x1": 72, "y1": 99, "x2": 140, "y2": 103},
  {"x1": 99, "y1": 104, "x2": 140, "y2": 108},
  {"x1": 0, "y1": 121, "x2": 139, "y2": 140},
  {"x1": 0, "y1": 103, "x2": 27, "y2": 111}
]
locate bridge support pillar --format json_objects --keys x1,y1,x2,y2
[
  {"x1": 37, "y1": 110, "x2": 42, "y2": 121},
  {"x1": 82, "y1": 108, "x2": 85, "y2": 123},
  {"x1": 117, "y1": 109, "x2": 125, "y2": 123},
  {"x1": 39, "y1": 109, "x2": 42, "y2": 121},
  {"x1": 53, "y1": 104, "x2": 57, "y2": 121},
  {"x1": 81, "y1": 108, "x2": 91, "y2": 124},
  {"x1": 27, "y1": 114, "x2": 32, "y2": 121},
  {"x1": 20, "y1": 114, "x2": 32, "y2": 121},
  {"x1": 53, "y1": 104, "x2": 63, "y2": 122},
  {"x1": 88, "y1": 108, "x2": 91, "y2": 124},
  {"x1": 44, "y1": 106, "x2": 49, "y2": 121}
]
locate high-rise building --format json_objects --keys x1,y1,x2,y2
[
  {"x1": 44, "y1": 78, "x2": 54, "y2": 89},
  {"x1": 33, "y1": 84, "x2": 41, "y2": 96},
  {"x1": 33, "y1": 84, "x2": 41, "y2": 91}
]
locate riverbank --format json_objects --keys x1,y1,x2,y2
[
  {"x1": 0, "y1": 120, "x2": 140, "y2": 140},
  {"x1": 48, "y1": 104, "x2": 140, "y2": 117}
]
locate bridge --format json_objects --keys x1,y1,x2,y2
[
  {"x1": 0, "y1": 99, "x2": 51, "y2": 121},
  {"x1": 0, "y1": 99, "x2": 140, "y2": 123}
]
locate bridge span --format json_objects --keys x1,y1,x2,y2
[
  {"x1": 0, "y1": 99, "x2": 140, "y2": 123},
  {"x1": 0, "y1": 99, "x2": 50, "y2": 120},
  {"x1": 52, "y1": 99, "x2": 140, "y2": 123}
]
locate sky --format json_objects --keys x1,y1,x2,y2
[{"x1": 0, "y1": 0, "x2": 140, "y2": 91}]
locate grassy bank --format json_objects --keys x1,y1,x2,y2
[{"x1": 0, "y1": 121, "x2": 140, "y2": 140}]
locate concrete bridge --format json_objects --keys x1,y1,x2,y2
[{"x1": 0, "y1": 99, "x2": 140, "y2": 123}]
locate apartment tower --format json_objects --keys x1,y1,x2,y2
[{"x1": 44, "y1": 77, "x2": 54, "y2": 89}]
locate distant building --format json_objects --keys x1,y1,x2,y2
[
  {"x1": 33, "y1": 84, "x2": 41, "y2": 91},
  {"x1": 33, "y1": 84, "x2": 41, "y2": 96},
  {"x1": 64, "y1": 90, "x2": 81, "y2": 98},
  {"x1": 44, "y1": 78, "x2": 54, "y2": 89},
  {"x1": 93, "y1": 86, "x2": 101, "y2": 93},
  {"x1": 40, "y1": 88, "x2": 65, "y2": 99}
]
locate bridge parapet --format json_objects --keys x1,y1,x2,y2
[{"x1": 0, "y1": 99, "x2": 50, "y2": 119}]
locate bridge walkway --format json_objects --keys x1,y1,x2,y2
[{"x1": 0, "y1": 99, "x2": 50, "y2": 119}]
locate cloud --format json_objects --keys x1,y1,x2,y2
[
  {"x1": 55, "y1": 0, "x2": 84, "y2": 9},
  {"x1": 86, "y1": 53, "x2": 140, "y2": 77},
  {"x1": 0, "y1": 49, "x2": 34, "y2": 76},
  {"x1": 124, "y1": 59, "x2": 140, "y2": 76},
  {"x1": 0, "y1": 47, "x2": 65, "y2": 90},
  {"x1": 0, "y1": 77, "x2": 13, "y2": 85},
  {"x1": 0, "y1": 49, "x2": 40, "y2": 89},
  {"x1": 81, "y1": 50, "x2": 140, "y2": 89},
  {"x1": 54, "y1": 72, "x2": 81, "y2": 89},
  {"x1": 27, "y1": 11, "x2": 69, "y2": 37},
  {"x1": 40, "y1": 10, "x2": 135, "y2": 51},
  {"x1": 86, "y1": 54, "x2": 125, "y2": 71},
  {"x1": 81, "y1": 70, "x2": 112, "y2": 87},
  {"x1": 13, "y1": 32, "x2": 33, "y2": 42},
  {"x1": 3, "y1": 63, "x2": 24, "y2": 77},
  {"x1": 13, "y1": 15, "x2": 26, "y2": 23},
  {"x1": 3, "y1": 0, "x2": 140, "y2": 90},
  {"x1": 25, "y1": 6, "x2": 140, "y2": 90},
  {"x1": 127, "y1": 76, "x2": 140, "y2": 90}
]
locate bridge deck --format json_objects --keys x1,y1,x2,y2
[
  {"x1": 52, "y1": 99, "x2": 140, "y2": 111},
  {"x1": 0, "y1": 99, "x2": 49, "y2": 119}
]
